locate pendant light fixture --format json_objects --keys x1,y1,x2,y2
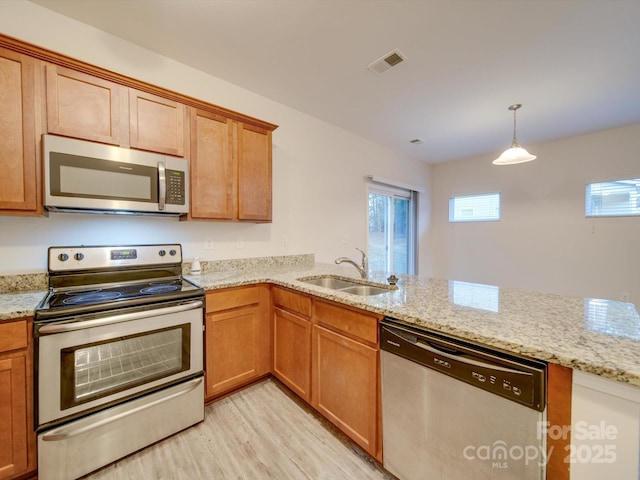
[{"x1": 493, "y1": 103, "x2": 537, "y2": 165}]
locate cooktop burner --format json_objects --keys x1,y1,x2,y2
[
  {"x1": 140, "y1": 284, "x2": 181, "y2": 294},
  {"x1": 63, "y1": 291, "x2": 122, "y2": 305}
]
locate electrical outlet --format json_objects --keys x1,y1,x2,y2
[
  {"x1": 282, "y1": 235, "x2": 288, "y2": 246},
  {"x1": 205, "y1": 239, "x2": 214, "y2": 250},
  {"x1": 620, "y1": 291, "x2": 630, "y2": 302},
  {"x1": 236, "y1": 237, "x2": 244, "y2": 249},
  {"x1": 340, "y1": 234, "x2": 350, "y2": 245}
]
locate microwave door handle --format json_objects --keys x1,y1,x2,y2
[{"x1": 158, "y1": 161, "x2": 166, "y2": 210}]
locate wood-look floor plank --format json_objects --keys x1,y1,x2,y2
[{"x1": 82, "y1": 379, "x2": 393, "y2": 480}]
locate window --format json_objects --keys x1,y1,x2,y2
[
  {"x1": 367, "y1": 185, "x2": 416, "y2": 274},
  {"x1": 585, "y1": 178, "x2": 640, "y2": 217},
  {"x1": 449, "y1": 193, "x2": 501, "y2": 222}
]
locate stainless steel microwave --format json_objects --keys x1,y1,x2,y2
[{"x1": 43, "y1": 134, "x2": 189, "y2": 216}]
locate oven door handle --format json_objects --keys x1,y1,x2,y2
[
  {"x1": 40, "y1": 377, "x2": 203, "y2": 441},
  {"x1": 37, "y1": 300, "x2": 203, "y2": 334}
]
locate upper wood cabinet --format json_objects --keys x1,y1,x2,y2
[
  {"x1": 237, "y1": 123, "x2": 272, "y2": 222},
  {"x1": 190, "y1": 110, "x2": 235, "y2": 219},
  {"x1": 45, "y1": 64, "x2": 124, "y2": 145},
  {"x1": 46, "y1": 66, "x2": 186, "y2": 157},
  {"x1": 0, "y1": 47, "x2": 39, "y2": 215},
  {"x1": 190, "y1": 108, "x2": 273, "y2": 222},
  {"x1": 0, "y1": 34, "x2": 277, "y2": 219},
  {"x1": 129, "y1": 89, "x2": 186, "y2": 157}
]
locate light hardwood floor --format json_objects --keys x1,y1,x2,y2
[{"x1": 83, "y1": 379, "x2": 394, "y2": 479}]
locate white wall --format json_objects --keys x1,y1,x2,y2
[
  {"x1": 0, "y1": 0, "x2": 432, "y2": 275},
  {"x1": 430, "y1": 123, "x2": 640, "y2": 308}
]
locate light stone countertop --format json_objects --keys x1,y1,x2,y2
[
  {"x1": 2, "y1": 262, "x2": 639, "y2": 388},
  {"x1": 0, "y1": 290, "x2": 48, "y2": 321},
  {"x1": 187, "y1": 262, "x2": 640, "y2": 388}
]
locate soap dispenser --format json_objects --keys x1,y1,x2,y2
[{"x1": 190, "y1": 257, "x2": 202, "y2": 275}]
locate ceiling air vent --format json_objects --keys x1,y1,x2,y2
[{"x1": 367, "y1": 49, "x2": 407, "y2": 75}]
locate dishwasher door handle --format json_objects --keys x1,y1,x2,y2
[
  {"x1": 382, "y1": 324, "x2": 532, "y2": 377},
  {"x1": 414, "y1": 338, "x2": 533, "y2": 376}
]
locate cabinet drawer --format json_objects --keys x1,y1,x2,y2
[
  {"x1": 206, "y1": 286, "x2": 260, "y2": 313},
  {"x1": 313, "y1": 301, "x2": 379, "y2": 345},
  {"x1": 0, "y1": 318, "x2": 28, "y2": 352},
  {"x1": 272, "y1": 287, "x2": 312, "y2": 318}
]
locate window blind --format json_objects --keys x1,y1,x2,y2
[
  {"x1": 585, "y1": 178, "x2": 640, "y2": 217},
  {"x1": 449, "y1": 193, "x2": 501, "y2": 222}
]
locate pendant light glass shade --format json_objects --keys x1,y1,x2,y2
[{"x1": 493, "y1": 104, "x2": 536, "y2": 165}]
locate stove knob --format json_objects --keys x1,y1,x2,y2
[
  {"x1": 158, "y1": 249, "x2": 166, "y2": 257},
  {"x1": 74, "y1": 253, "x2": 84, "y2": 261},
  {"x1": 58, "y1": 253, "x2": 69, "y2": 262},
  {"x1": 169, "y1": 249, "x2": 177, "y2": 256}
]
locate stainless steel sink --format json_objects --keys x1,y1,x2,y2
[
  {"x1": 297, "y1": 275, "x2": 393, "y2": 296},
  {"x1": 300, "y1": 276, "x2": 357, "y2": 290},
  {"x1": 338, "y1": 285, "x2": 391, "y2": 296}
]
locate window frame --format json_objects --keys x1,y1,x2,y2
[
  {"x1": 366, "y1": 183, "x2": 417, "y2": 275},
  {"x1": 585, "y1": 177, "x2": 640, "y2": 218},
  {"x1": 449, "y1": 192, "x2": 501, "y2": 223}
]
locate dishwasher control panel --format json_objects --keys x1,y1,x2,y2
[{"x1": 380, "y1": 319, "x2": 546, "y2": 412}]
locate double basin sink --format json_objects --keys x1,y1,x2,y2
[{"x1": 297, "y1": 275, "x2": 395, "y2": 296}]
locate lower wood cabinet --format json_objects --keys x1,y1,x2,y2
[
  {"x1": 0, "y1": 318, "x2": 35, "y2": 480},
  {"x1": 206, "y1": 285, "x2": 382, "y2": 460},
  {"x1": 312, "y1": 324, "x2": 379, "y2": 457},
  {"x1": 271, "y1": 288, "x2": 381, "y2": 460},
  {"x1": 204, "y1": 285, "x2": 271, "y2": 400},
  {"x1": 273, "y1": 308, "x2": 311, "y2": 401},
  {"x1": 311, "y1": 300, "x2": 381, "y2": 460}
]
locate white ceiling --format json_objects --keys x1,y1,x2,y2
[{"x1": 29, "y1": 0, "x2": 640, "y2": 164}]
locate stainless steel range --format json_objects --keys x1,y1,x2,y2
[{"x1": 34, "y1": 244, "x2": 205, "y2": 480}]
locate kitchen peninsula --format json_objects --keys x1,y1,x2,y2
[
  {"x1": 2, "y1": 255, "x2": 639, "y2": 385},
  {"x1": 1, "y1": 254, "x2": 639, "y2": 480}
]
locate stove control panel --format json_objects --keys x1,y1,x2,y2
[{"x1": 48, "y1": 244, "x2": 184, "y2": 272}]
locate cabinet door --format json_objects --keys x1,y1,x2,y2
[
  {"x1": 46, "y1": 64, "x2": 123, "y2": 145},
  {"x1": 129, "y1": 89, "x2": 185, "y2": 157},
  {"x1": 312, "y1": 325, "x2": 378, "y2": 456},
  {"x1": 0, "y1": 48, "x2": 38, "y2": 213},
  {"x1": 205, "y1": 305, "x2": 261, "y2": 398},
  {"x1": 237, "y1": 123, "x2": 272, "y2": 222},
  {"x1": 273, "y1": 307, "x2": 311, "y2": 402},
  {"x1": 0, "y1": 353, "x2": 28, "y2": 479},
  {"x1": 189, "y1": 109, "x2": 236, "y2": 219}
]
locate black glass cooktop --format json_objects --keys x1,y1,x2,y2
[{"x1": 36, "y1": 277, "x2": 202, "y2": 320}]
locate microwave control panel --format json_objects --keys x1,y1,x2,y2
[{"x1": 166, "y1": 169, "x2": 186, "y2": 205}]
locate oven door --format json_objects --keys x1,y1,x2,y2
[{"x1": 36, "y1": 300, "x2": 203, "y2": 428}]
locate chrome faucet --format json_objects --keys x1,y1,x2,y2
[{"x1": 335, "y1": 248, "x2": 368, "y2": 279}]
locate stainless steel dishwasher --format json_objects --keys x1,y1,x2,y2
[{"x1": 380, "y1": 318, "x2": 547, "y2": 480}]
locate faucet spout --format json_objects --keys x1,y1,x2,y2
[{"x1": 334, "y1": 248, "x2": 368, "y2": 279}]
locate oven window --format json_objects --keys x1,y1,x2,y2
[{"x1": 60, "y1": 324, "x2": 191, "y2": 409}]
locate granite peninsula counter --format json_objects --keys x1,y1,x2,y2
[
  {"x1": 2, "y1": 261, "x2": 639, "y2": 387},
  {"x1": 187, "y1": 262, "x2": 640, "y2": 388}
]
